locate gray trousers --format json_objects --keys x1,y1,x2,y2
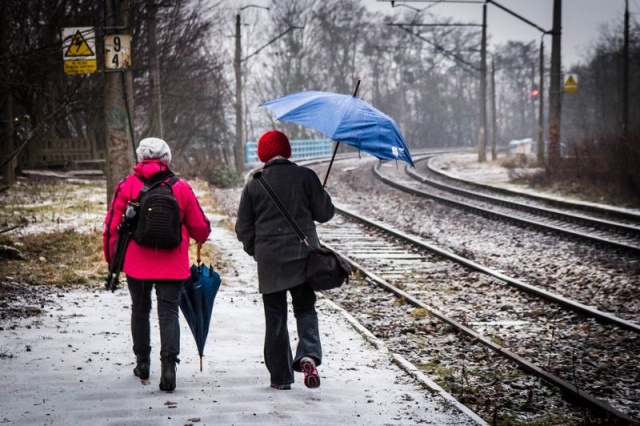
[
  {"x1": 127, "y1": 277, "x2": 183, "y2": 364},
  {"x1": 262, "y1": 282, "x2": 322, "y2": 386}
]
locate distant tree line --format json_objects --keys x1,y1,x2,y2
[
  {"x1": 559, "y1": 20, "x2": 640, "y2": 201},
  {"x1": 1, "y1": 0, "x2": 637, "y2": 194}
]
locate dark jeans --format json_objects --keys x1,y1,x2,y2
[
  {"x1": 127, "y1": 277, "x2": 184, "y2": 364},
  {"x1": 262, "y1": 282, "x2": 322, "y2": 385}
]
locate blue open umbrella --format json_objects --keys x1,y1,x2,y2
[
  {"x1": 260, "y1": 80, "x2": 414, "y2": 186},
  {"x1": 180, "y1": 243, "x2": 221, "y2": 371}
]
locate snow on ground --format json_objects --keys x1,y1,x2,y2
[
  {"x1": 0, "y1": 179, "x2": 483, "y2": 426},
  {"x1": 430, "y1": 153, "x2": 640, "y2": 214}
]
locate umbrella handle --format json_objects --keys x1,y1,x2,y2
[{"x1": 196, "y1": 242, "x2": 202, "y2": 266}]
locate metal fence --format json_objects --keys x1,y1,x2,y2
[{"x1": 245, "y1": 139, "x2": 332, "y2": 165}]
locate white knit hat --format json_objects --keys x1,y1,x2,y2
[{"x1": 136, "y1": 137, "x2": 172, "y2": 164}]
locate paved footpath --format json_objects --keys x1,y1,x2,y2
[{"x1": 0, "y1": 212, "x2": 485, "y2": 426}]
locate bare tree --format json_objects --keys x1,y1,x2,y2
[{"x1": 494, "y1": 41, "x2": 540, "y2": 143}]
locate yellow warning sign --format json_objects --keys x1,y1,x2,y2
[
  {"x1": 65, "y1": 30, "x2": 95, "y2": 57},
  {"x1": 64, "y1": 60, "x2": 97, "y2": 75},
  {"x1": 62, "y1": 27, "x2": 97, "y2": 75},
  {"x1": 564, "y1": 74, "x2": 578, "y2": 93}
]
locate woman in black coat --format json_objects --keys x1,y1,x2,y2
[{"x1": 235, "y1": 130, "x2": 335, "y2": 390}]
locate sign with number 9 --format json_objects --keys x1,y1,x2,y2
[{"x1": 105, "y1": 35, "x2": 132, "y2": 70}]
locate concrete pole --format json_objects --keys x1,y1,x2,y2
[
  {"x1": 104, "y1": 0, "x2": 136, "y2": 205},
  {"x1": 491, "y1": 57, "x2": 497, "y2": 161},
  {"x1": 537, "y1": 37, "x2": 545, "y2": 165},
  {"x1": 547, "y1": 0, "x2": 562, "y2": 168},
  {"x1": 479, "y1": 3, "x2": 487, "y2": 162},
  {"x1": 147, "y1": 0, "x2": 164, "y2": 138},
  {"x1": 234, "y1": 13, "x2": 244, "y2": 174}
]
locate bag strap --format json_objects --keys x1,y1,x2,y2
[
  {"x1": 135, "y1": 170, "x2": 177, "y2": 201},
  {"x1": 254, "y1": 172, "x2": 310, "y2": 246}
]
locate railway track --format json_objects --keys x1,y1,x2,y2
[
  {"x1": 375, "y1": 155, "x2": 640, "y2": 254},
  {"x1": 317, "y1": 208, "x2": 639, "y2": 424},
  {"x1": 248, "y1": 152, "x2": 638, "y2": 423}
]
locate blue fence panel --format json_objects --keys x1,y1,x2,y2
[{"x1": 246, "y1": 139, "x2": 332, "y2": 165}]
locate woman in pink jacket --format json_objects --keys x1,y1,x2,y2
[{"x1": 103, "y1": 137, "x2": 211, "y2": 392}]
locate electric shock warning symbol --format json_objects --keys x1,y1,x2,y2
[
  {"x1": 62, "y1": 27, "x2": 97, "y2": 75},
  {"x1": 65, "y1": 30, "x2": 95, "y2": 58}
]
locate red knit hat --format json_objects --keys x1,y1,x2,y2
[{"x1": 257, "y1": 130, "x2": 291, "y2": 163}]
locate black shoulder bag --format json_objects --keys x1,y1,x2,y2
[{"x1": 255, "y1": 172, "x2": 351, "y2": 291}]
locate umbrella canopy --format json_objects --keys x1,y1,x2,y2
[
  {"x1": 180, "y1": 243, "x2": 221, "y2": 371},
  {"x1": 260, "y1": 88, "x2": 414, "y2": 168}
]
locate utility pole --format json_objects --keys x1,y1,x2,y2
[
  {"x1": 537, "y1": 37, "x2": 545, "y2": 165},
  {"x1": 0, "y1": 0, "x2": 15, "y2": 186},
  {"x1": 235, "y1": 6, "x2": 294, "y2": 173},
  {"x1": 480, "y1": 0, "x2": 550, "y2": 165},
  {"x1": 491, "y1": 57, "x2": 497, "y2": 161},
  {"x1": 547, "y1": 0, "x2": 562, "y2": 168},
  {"x1": 234, "y1": 13, "x2": 243, "y2": 174},
  {"x1": 622, "y1": 0, "x2": 629, "y2": 140},
  {"x1": 147, "y1": 0, "x2": 164, "y2": 138},
  {"x1": 104, "y1": 0, "x2": 136, "y2": 205},
  {"x1": 530, "y1": 62, "x2": 537, "y2": 141},
  {"x1": 479, "y1": 2, "x2": 487, "y2": 162}
]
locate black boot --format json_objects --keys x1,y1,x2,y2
[
  {"x1": 159, "y1": 361, "x2": 176, "y2": 392},
  {"x1": 133, "y1": 356, "x2": 150, "y2": 380}
]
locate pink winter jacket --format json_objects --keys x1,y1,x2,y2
[{"x1": 103, "y1": 159, "x2": 211, "y2": 280}]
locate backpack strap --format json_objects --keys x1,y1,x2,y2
[{"x1": 135, "y1": 171, "x2": 177, "y2": 201}]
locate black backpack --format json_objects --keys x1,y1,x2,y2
[{"x1": 131, "y1": 173, "x2": 182, "y2": 249}]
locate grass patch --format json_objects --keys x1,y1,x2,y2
[
  {"x1": 417, "y1": 358, "x2": 452, "y2": 379},
  {"x1": 0, "y1": 230, "x2": 106, "y2": 288},
  {"x1": 410, "y1": 307, "x2": 429, "y2": 318},
  {"x1": 0, "y1": 177, "x2": 233, "y2": 289},
  {"x1": 0, "y1": 227, "x2": 226, "y2": 289},
  {"x1": 488, "y1": 334, "x2": 505, "y2": 346},
  {"x1": 498, "y1": 413, "x2": 578, "y2": 426},
  {"x1": 0, "y1": 181, "x2": 106, "y2": 230}
]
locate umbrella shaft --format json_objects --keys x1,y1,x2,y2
[{"x1": 322, "y1": 141, "x2": 341, "y2": 188}]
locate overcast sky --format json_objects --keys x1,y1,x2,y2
[
  {"x1": 228, "y1": 0, "x2": 636, "y2": 67},
  {"x1": 368, "y1": 0, "x2": 636, "y2": 67}
]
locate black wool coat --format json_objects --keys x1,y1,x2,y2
[{"x1": 235, "y1": 158, "x2": 335, "y2": 294}]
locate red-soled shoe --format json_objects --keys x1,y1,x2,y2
[{"x1": 300, "y1": 357, "x2": 320, "y2": 389}]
